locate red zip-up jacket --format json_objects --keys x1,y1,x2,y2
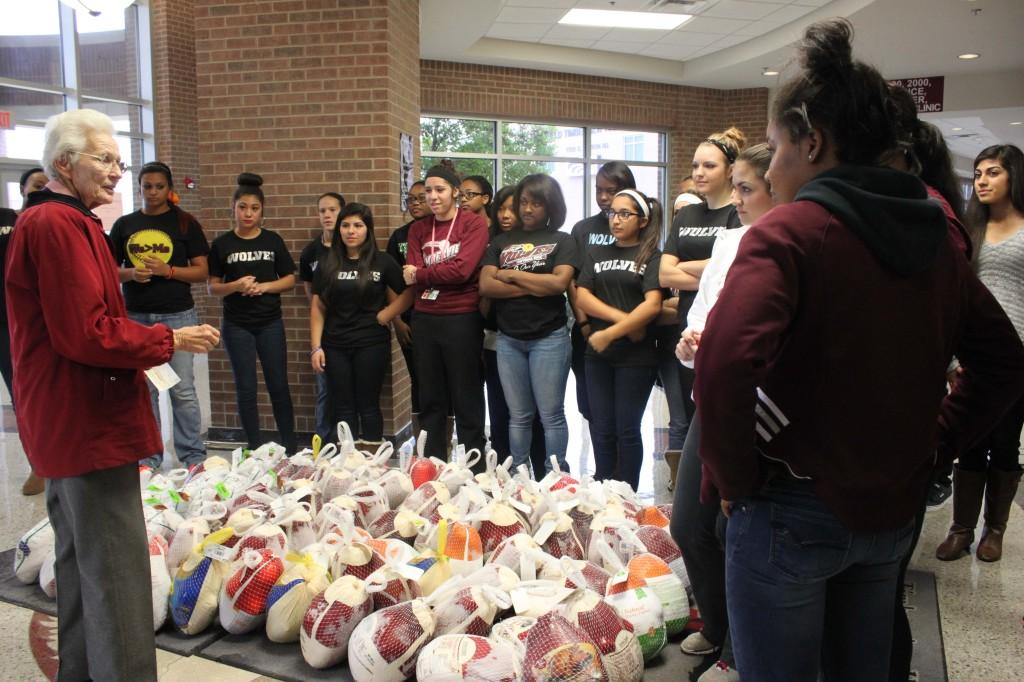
[
  {"x1": 406, "y1": 209, "x2": 489, "y2": 315},
  {"x1": 695, "y1": 167, "x2": 1024, "y2": 531},
  {"x1": 6, "y1": 189, "x2": 174, "y2": 478}
]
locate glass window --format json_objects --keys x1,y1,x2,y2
[
  {"x1": 505, "y1": 161, "x2": 584, "y2": 233},
  {"x1": 0, "y1": 0, "x2": 63, "y2": 87},
  {"x1": 76, "y1": 5, "x2": 141, "y2": 100},
  {"x1": 502, "y1": 122, "x2": 581, "y2": 157},
  {"x1": 421, "y1": 118, "x2": 495, "y2": 155},
  {"x1": 592, "y1": 128, "x2": 664, "y2": 163}
]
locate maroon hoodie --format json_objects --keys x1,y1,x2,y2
[{"x1": 695, "y1": 166, "x2": 1024, "y2": 531}]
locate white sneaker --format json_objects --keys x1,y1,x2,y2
[
  {"x1": 698, "y1": 660, "x2": 740, "y2": 682},
  {"x1": 680, "y1": 631, "x2": 719, "y2": 656}
]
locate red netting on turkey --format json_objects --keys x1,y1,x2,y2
[
  {"x1": 523, "y1": 610, "x2": 609, "y2": 682},
  {"x1": 300, "y1": 575, "x2": 372, "y2": 669},
  {"x1": 347, "y1": 598, "x2": 436, "y2": 682},
  {"x1": 415, "y1": 634, "x2": 522, "y2": 681}
]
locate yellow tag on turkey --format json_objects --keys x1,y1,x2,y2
[{"x1": 126, "y1": 229, "x2": 173, "y2": 268}]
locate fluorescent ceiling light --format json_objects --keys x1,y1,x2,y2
[
  {"x1": 1011, "y1": 121, "x2": 1023, "y2": 126},
  {"x1": 559, "y1": 8, "x2": 691, "y2": 30},
  {"x1": 957, "y1": 52, "x2": 980, "y2": 60},
  {"x1": 762, "y1": 68, "x2": 779, "y2": 76},
  {"x1": 951, "y1": 127, "x2": 963, "y2": 131}
]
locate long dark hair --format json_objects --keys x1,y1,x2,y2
[
  {"x1": 234, "y1": 172, "x2": 265, "y2": 204},
  {"x1": 597, "y1": 161, "x2": 636, "y2": 192},
  {"x1": 617, "y1": 189, "x2": 663, "y2": 272},
  {"x1": 886, "y1": 86, "x2": 965, "y2": 226},
  {"x1": 489, "y1": 185, "x2": 517, "y2": 239},
  {"x1": 514, "y1": 174, "x2": 567, "y2": 230},
  {"x1": 772, "y1": 19, "x2": 895, "y2": 166},
  {"x1": 140, "y1": 161, "x2": 202, "y2": 237},
  {"x1": 322, "y1": 202, "x2": 377, "y2": 305},
  {"x1": 966, "y1": 144, "x2": 1024, "y2": 256}
]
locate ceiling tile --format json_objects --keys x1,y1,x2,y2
[
  {"x1": 791, "y1": 0, "x2": 835, "y2": 6},
  {"x1": 732, "y1": 4, "x2": 815, "y2": 35},
  {"x1": 702, "y1": 0, "x2": 786, "y2": 21},
  {"x1": 682, "y1": 15, "x2": 751, "y2": 34},
  {"x1": 594, "y1": 40, "x2": 657, "y2": 54},
  {"x1": 641, "y1": 43, "x2": 704, "y2": 61},
  {"x1": 502, "y1": 0, "x2": 576, "y2": 7},
  {"x1": 486, "y1": 22, "x2": 548, "y2": 41},
  {"x1": 655, "y1": 30, "x2": 723, "y2": 48},
  {"x1": 542, "y1": 24, "x2": 612, "y2": 41},
  {"x1": 602, "y1": 27, "x2": 678, "y2": 44},
  {"x1": 495, "y1": 6, "x2": 570, "y2": 23},
  {"x1": 540, "y1": 38, "x2": 598, "y2": 49}
]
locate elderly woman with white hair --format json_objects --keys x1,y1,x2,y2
[{"x1": 5, "y1": 108, "x2": 219, "y2": 681}]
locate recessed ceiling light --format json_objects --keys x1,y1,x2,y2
[
  {"x1": 559, "y1": 8, "x2": 691, "y2": 30},
  {"x1": 957, "y1": 52, "x2": 981, "y2": 60},
  {"x1": 762, "y1": 68, "x2": 779, "y2": 76},
  {"x1": 1010, "y1": 121, "x2": 1023, "y2": 126},
  {"x1": 951, "y1": 127, "x2": 963, "y2": 131}
]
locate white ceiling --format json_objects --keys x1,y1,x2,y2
[{"x1": 421, "y1": 0, "x2": 1024, "y2": 160}]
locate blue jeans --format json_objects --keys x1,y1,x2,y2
[
  {"x1": 497, "y1": 326, "x2": 571, "y2": 474},
  {"x1": 128, "y1": 308, "x2": 205, "y2": 468},
  {"x1": 584, "y1": 357, "x2": 657, "y2": 490},
  {"x1": 314, "y1": 371, "x2": 330, "y2": 440},
  {"x1": 725, "y1": 478, "x2": 915, "y2": 682},
  {"x1": 221, "y1": 317, "x2": 297, "y2": 453}
]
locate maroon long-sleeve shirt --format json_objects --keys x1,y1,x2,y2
[
  {"x1": 406, "y1": 210, "x2": 489, "y2": 315},
  {"x1": 695, "y1": 167, "x2": 1024, "y2": 531}
]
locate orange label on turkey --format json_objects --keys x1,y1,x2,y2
[{"x1": 126, "y1": 229, "x2": 173, "y2": 268}]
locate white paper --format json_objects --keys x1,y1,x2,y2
[{"x1": 145, "y1": 363, "x2": 181, "y2": 391}]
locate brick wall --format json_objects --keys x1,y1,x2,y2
[
  {"x1": 420, "y1": 61, "x2": 769, "y2": 195},
  {"x1": 191, "y1": 0, "x2": 420, "y2": 442}
]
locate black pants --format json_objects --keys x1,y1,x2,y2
[
  {"x1": 585, "y1": 356, "x2": 656, "y2": 490},
  {"x1": 221, "y1": 317, "x2": 297, "y2": 453},
  {"x1": 655, "y1": 323, "x2": 689, "y2": 450},
  {"x1": 324, "y1": 342, "x2": 389, "y2": 442},
  {"x1": 570, "y1": 323, "x2": 590, "y2": 421},
  {"x1": 0, "y1": 323, "x2": 13, "y2": 407},
  {"x1": 669, "y1": 410, "x2": 735, "y2": 665},
  {"x1": 889, "y1": 503, "x2": 927, "y2": 682},
  {"x1": 677, "y1": 361, "x2": 696, "y2": 438},
  {"x1": 413, "y1": 311, "x2": 485, "y2": 459},
  {"x1": 484, "y1": 347, "x2": 547, "y2": 478},
  {"x1": 959, "y1": 393, "x2": 1024, "y2": 472},
  {"x1": 399, "y1": 314, "x2": 419, "y2": 413}
]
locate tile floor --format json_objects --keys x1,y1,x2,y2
[{"x1": 0, "y1": 380, "x2": 1020, "y2": 681}]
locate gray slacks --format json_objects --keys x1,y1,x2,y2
[{"x1": 46, "y1": 462, "x2": 157, "y2": 682}]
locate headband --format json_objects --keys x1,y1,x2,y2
[
  {"x1": 615, "y1": 189, "x2": 650, "y2": 218},
  {"x1": 703, "y1": 138, "x2": 737, "y2": 164},
  {"x1": 424, "y1": 165, "x2": 461, "y2": 189}
]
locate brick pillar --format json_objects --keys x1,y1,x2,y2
[{"x1": 193, "y1": 0, "x2": 420, "y2": 444}]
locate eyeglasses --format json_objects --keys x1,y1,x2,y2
[
  {"x1": 77, "y1": 151, "x2": 128, "y2": 174},
  {"x1": 461, "y1": 191, "x2": 485, "y2": 199},
  {"x1": 605, "y1": 209, "x2": 641, "y2": 221},
  {"x1": 406, "y1": 194, "x2": 426, "y2": 204}
]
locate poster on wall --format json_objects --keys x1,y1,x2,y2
[{"x1": 400, "y1": 132, "x2": 414, "y2": 211}]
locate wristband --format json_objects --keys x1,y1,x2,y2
[
  {"x1": 310, "y1": 346, "x2": 323, "y2": 356},
  {"x1": 168, "y1": 266, "x2": 175, "y2": 279}
]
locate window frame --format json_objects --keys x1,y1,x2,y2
[{"x1": 421, "y1": 113, "x2": 670, "y2": 233}]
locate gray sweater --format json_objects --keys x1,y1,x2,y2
[{"x1": 978, "y1": 228, "x2": 1024, "y2": 341}]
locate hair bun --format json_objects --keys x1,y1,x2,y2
[
  {"x1": 799, "y1": 18, "x2": 854, "y2": 82},
  {"x1": 237, "y1": 172, "x2": 263, "y2": 187}
]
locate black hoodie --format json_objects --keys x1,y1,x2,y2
[{"x1": 693, "y1": 166, "x2": 1024, "y2": 531}]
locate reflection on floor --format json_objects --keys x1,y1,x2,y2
[{"x1": 0, "y1": 383, "x2": 1020, "y2": 681}]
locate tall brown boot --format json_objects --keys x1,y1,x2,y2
[
  {"x1": 664, "y1": 449, "x2": 682, "y2": 491},
  {"x1": 935, "y1": 466, "x2": 987, "y2": 561},
  {"x1": 976, "y1": 467, "x2": 1022, "y2": 562}
]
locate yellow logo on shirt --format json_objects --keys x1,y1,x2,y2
[{"x1": 126, "y1": 229, "x2": 173, "y2": 268}]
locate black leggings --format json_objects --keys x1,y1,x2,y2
[
  {"x1": 669, "y1": 410, "x2": 735, "y2": 665},
  {"x1": 959, "y1": 394, "x2": 1024, "y2": 472},
  {"x1": 324, "y1": 343, "x2": 389, "y2": 442},
  {"x1": 413, "y1": 311, "x2": 485, "y2": 459}
]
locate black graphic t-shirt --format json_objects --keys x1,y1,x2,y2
[
  {"x1": 577, "y1": 243, "x2": 662, "y2": 367},
  {"x1": 208, "y1": 228, "x2": 296, "y2": 328},
  {"x1": 482, "y1": 228, "x2": 579, "y2": 340},
  {"x1": 664, "y1": 202, "x2": 741, "y2": 323},
  {"x1": 313, "y1": 251, "x2": 405, "y2": 348},
  {"x1": 571, "y1": 213, "x2": 616, "y2": 256},
  {"x1": 109, "y1": 208, "x2": 211, "y2": 314},
  {"x1": 299, "y1": 236, "x2": 330, "y2": 283},
  {"x1": 0, "y1": 208, "x2": 17, "y2": 326}
]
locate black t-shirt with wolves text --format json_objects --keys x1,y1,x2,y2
[
  {"x1": 664, "y1": 202, "x2": 740, "y2": 323},
  {"x1": 577, "y1": 243, "x2": 662, "y2": 367},
  {"x1": 313, "y1": 251, "x2": 405, "y2": 348},
  {"x1": 208, "y1": 228, "x2": 295, "y2": 328}
]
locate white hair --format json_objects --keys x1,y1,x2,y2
[{"x1": 41, "y1": 109, "x2": 115, "y2": 179}]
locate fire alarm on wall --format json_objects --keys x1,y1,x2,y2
[{"x1": 184, "y1": 177, "x2": 196, "y2": 190}]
